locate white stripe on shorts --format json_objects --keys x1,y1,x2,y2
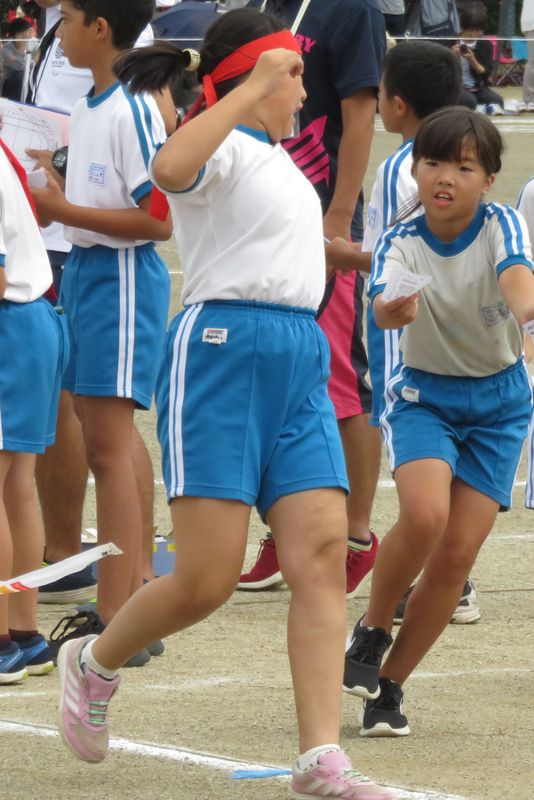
[
  {"x1": 117, "y1": 247, "x2": 136, "y2": 399},
  {"x1": 168, "y1": 304, "x2": 203, "y2": 496},
  {"x1": 380, "y1": 365, "x2": 406, "y2": 472}
]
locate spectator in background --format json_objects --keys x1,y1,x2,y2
[
  {"x1": 0, "y1": 17, "x2": 35, "y2": 100},
  {"x1": 521, "y1": 0, "x2": 534, "y2": 109},
  {"x1": 378, "y1": 0, "x2": 405, "y2": 36},
  {"x1": 453, "y1": 1, "x2": 504, "y2": 114}
]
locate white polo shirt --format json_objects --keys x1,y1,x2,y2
[
  {"x1": 64, "y1": 82, "x2": 166, "y2": 249},
  {"x1": 154, "y1": 126, "x2": 326, "y2": 311},
  {"x1": 0, "y1": 148, "x2": 52, "y2": 302},
  {"x1": 368, "y1": 203, "x2": 532, "y2": 376}
]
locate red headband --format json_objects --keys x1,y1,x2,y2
[
  {"x1": 150, "y1": 30, "x2": 302, "y2": 220},
  {"x1": 183, "y1": 30, "x2": 301, "y2": 123}
]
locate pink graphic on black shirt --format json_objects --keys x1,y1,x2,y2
[{"x1": 283, "y1": 116, "x2": 330, "y2": 187}]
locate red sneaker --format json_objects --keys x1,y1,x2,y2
[
  {"x1": 237, "y1": 537, "x2": 283, "y2": 590},
  {"x1": 346, "y1": 532, "x2": 379, "y2": 599}
]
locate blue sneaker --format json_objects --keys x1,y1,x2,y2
[
  {"x1": 38, "y1": 562, "x2": 97, "y2": 605},
  {"x1": 17, "y1": 634, "x2": 55, "y2": 676},
  {"x1": 0, "y1": 643, "x2": 28, "y2": 685}
]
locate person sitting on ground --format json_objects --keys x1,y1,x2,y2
[{"x1": 453, "y1": 1, "x2": 504, "y2": 114}]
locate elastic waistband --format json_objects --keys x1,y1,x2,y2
[
  {"x1": 187, "y1": 300, "x2": 316, "y2": 318},
  {"x1": 407, "y1": 357, "x2": 527, "y2": 385},
  {"x1": 70, "y1": 242, "x2": 156, "y2": 257}
]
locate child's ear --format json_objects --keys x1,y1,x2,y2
[
  {"x1": 94, "y1": 16, "x2": 111, "y2": 41},
  {"x1": 393, "y1": 95, "x2": 409, "y2": 119},
  {"x1": 482, "y1": 173, "x2": 496, "y2": 195}
]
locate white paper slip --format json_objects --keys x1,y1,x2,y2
[
  {"x1": 26, "y1": 167, "x2": 48, "y2": 189},
  {"x1": 381, "y1": 265, "x2": 433, "y2": 303},
  {"x1": 523, "y1": 320, "x2": 534, "y2": 343},
  {"x1": 0, "y1": 543, "x2": 122, "y2": 595}
]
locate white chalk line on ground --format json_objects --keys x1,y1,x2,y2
[{"x1": 0, "y1": 718, "x2": 468, "y2": 800}]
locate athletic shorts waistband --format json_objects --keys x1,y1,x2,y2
[
  {"x1": 186, "y1": 300, "x2": 317, "y2": 318},
  {"x1": 70, "y1": 241, "x2": 156, "y2": 258}
]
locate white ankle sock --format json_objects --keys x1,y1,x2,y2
[
  {"x1": 297, "y1": 744, "x2": 340, "y2": 771},
  {"x1": 81, "y1": 639, "x2": 118, "y2": 681}
]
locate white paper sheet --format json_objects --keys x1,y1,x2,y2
[
  {"x1": 381, "y1": 264, "x2": 433, "y2": 303},
  {"x1": 0, "y1": 99, "x2": 69, "y2": 171}
]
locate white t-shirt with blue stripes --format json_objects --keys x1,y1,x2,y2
[
  {"x1": 64, "y1": 82, "x2": 166, "y2": 249},
  {"x1": 368, "y1": 203, "x2": 532, "y2": 377}
]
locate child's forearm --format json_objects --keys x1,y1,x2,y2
[
  {"x1": 53, "y1": 202, "x2": 172, "y2": 242},
  {"x1": 153, "y1": 83, "x2": 259, "y2": 192},
  {"x1": 325, "y1": 237, "x2": 372, "y2": 274},
  {"x1": 0, "y1": 267, "x2": 6, "y2": 299},
  {"x1": 373, "y1": 293, "x2": 418, "y2": 329}
]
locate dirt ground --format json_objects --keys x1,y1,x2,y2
[{"x1": 2, "y1": 106, "x2": 534, "y2": 800}]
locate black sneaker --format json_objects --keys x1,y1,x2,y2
[
  {"x1": 359, "y1": 677, "x2": 410, "y2": 738},
  {"x1": 38, "y1": 562, "x2": 97, "y2": 605},
  {"x1": 393, "y1": 578, "x2": 481, "y2": 625},
  {"x1": 48, "y1": 610, "x2": 105, "y2": 663},
  {"x1": 48, "y1": 610, "x2": 151, "y2": 668},
  {"x1": 343, "y1": 618, "x2": 392, "y2": 699}
]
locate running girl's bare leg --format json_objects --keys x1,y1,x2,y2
[
  {"x1": 268, "y1": 488, "x2": 348, "y2": 752},
  {"x1": 363, "y1": 459, "x2": 452, "y2": 631},
  {"x1": 91, "y1": 497, "x2": 251, "y2": 669},
  {"x1": 78, "y1": 396, "x2": 141, "y2": 624},
  {"x1": 0, "y1": 452, "x2": 14, "y2": 634},
  {"x1": 5, "y1": 453, "x2": 43, "y2": 632},
  {"x1": 381, "y1": 479, "x2": 499, "y2": 685},
  {"x1": 131, "y1": 425, "x2": 156, "y2": 583}
]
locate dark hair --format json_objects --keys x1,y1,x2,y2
[
  {"x1": 412, "y1": 107, "x2": 503, "y2": 175},
  {"x1": 113, "y1": 8, "x2": 284, "y2": 98},
  {"x1": 6, "y1": 18, "x2": 33, "y2": 38},
  {"x1": 382, "y1": 41, "x2": 461, "y2": 120},
  {"x1": 459, "y1": 1, "x2": 487, "y2": 31},
  {"x1": 70, "y1": 0, "x2": 155, "y2": 49}
]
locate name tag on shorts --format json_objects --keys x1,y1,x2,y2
[
  {"x1": 202, "y1": 328, "x2": 228, "y2": 345},
  {"x1": 401, "y1": 386, "x2": 419, "y2": 403}
]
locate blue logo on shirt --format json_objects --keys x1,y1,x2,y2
[{"x1": 88, "y1": 162, "x2": 106, "y2": 186}]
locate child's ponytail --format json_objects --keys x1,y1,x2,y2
[{"x1": 113, "y1": 42, "x2": 199, "y2": 95}]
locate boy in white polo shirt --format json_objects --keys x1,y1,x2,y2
[
  {"x1": 0, "y1": 139, "x2": 65, "y2": 683},
  {"x1": 31, "y1": 0, "x2": 172, "y2": 664}
]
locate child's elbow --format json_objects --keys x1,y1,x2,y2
[{"x1": 152, "y1": 216, "x2": 173, "y2": 242}]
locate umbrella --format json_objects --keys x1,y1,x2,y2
[{"x1": 152, "y1": 1, "x2": 223, "y2": 48}]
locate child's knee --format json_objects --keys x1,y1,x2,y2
[{"x1": 399, "y1": 503, "x2": 449, "y2": 546}]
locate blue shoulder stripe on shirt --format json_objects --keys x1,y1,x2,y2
[
  {"x1": 0, "y1": 254, "x2": 5, "y2": 266},
  {"x1": 138, "y1": 94, "x2": 159, "y2": 151},
  {"x1": 485, "y1": 202, "x2": 525, "y2": 258},
  {"x1": 383, "y1": 140, "x2": 413, "y2": 228},
  {"x1": 368, "y1": 221, "x2": 418, "y2": 298},
  {"x1": 122, "y1": 86, "x2": 151, "y2": 169}
]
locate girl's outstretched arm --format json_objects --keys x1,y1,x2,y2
[
  {"x1": 373, "y1": 293, "x2": 419, "y2": 329},
  {"x1": 326, "y1": 237, "x2": 372, "y2": 275},
  {"x1": 0, "y1": 267, "x2": 5, "y2": 300},
  {"x1": 152, "y1": 49, "x2": 304, "y2": 193},
  {"x1": 498, "y1": 264, "x2": 534, "y2": 325}
]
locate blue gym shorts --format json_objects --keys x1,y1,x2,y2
[
  {"x1": 0, "y1": 298, "x2": 68, "y2": 453},
  {"x1": 156, "y1": 300, "x2": 349, "y2": 518},
  {"x1": 381, "y1": 359, "x2": 532, "y2": 508},
  {"x1": 60, "y1": 243, "x2": 170, "y2": 409}
]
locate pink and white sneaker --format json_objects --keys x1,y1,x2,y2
[
  {"x1": 58, "y1": 634, "x2": 120, "y2": 763},
  {"x1": 291, "y1": 750, "x2": 394, "y2": 800}
]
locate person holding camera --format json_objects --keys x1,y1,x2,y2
[{"x1": 453, "y1": 1, "x2": 504, "y2": 114}]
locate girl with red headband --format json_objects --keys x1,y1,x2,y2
[{"x1": 55, "y1": 9, "x2": 393, "y2": 799}]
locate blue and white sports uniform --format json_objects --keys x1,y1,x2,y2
[
  {"x1": 152, "y1": 126, "x2": 348, "y2": 516},
  {"x1": 60, "y1": 82, "x2": 170, "y2": 408},
  {"x1": 368, "y1": 203, "x2": 533, "y2": 508},
  {"x1": 0, "y1": 147, "x2": 65, "y2": 453},
  {"x1": 516, "y1": 178, "x2": 534, "y2": 508},
  {"x1": 362, "y1": 138, "x2": 418, "y2": 425}
]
